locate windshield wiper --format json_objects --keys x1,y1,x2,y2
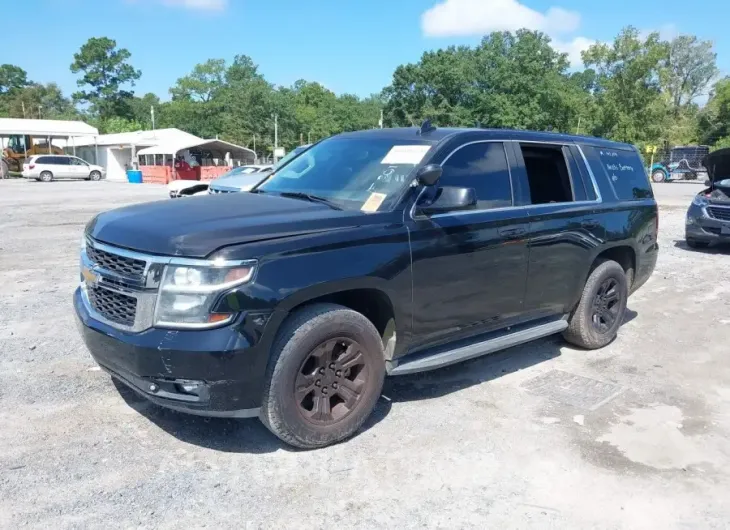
[{"x1": 276, "y1": 192, "x2": 343, "y2": 210}]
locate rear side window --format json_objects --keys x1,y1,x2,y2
[
  {"x1": 591, "y1": 147, "x2": 652, "y2": 200},
  {"x1": 35, "y1": 157, "x2": 50, "y2": 164},
  {"x1": 54, "y1": 157, "x2": 70, "y2": 165},
  {"x1": 440, "y1": 142, "x2": 513, "y2": 209}
]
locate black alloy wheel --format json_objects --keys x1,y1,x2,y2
[
  {"x1": 295, "y1": 338, "x2": 368, "y2": 424},
  {"x1": 591, "y1": 278, "x2": 620, "y2": 333}
]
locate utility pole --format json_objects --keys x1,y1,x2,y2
[
  {"x1": 21, "y1": 101, "x2": 26, "y2": 118},
  {"x1": 38, "y1": 106, "x2": 42, "y2": 119},
  {"x1": 151, "y1": 106, "x2": 156, "y2": 131},
  {"x1": 308, "y1": 131, "x2": 311, "y2": 144},
  {"x1": 575, "y1": 116, "x2": 582, "y2": 135},
  {"x1": 300, "y1": 132, "x2": 303, "y2": 145},
  {"x1": 253, "y1": 134, "x2": 256, "y2": 162},
  {"x1": 273, "y1": 114, "x2": 279, "y2": 163},
  {"x1": 379, "y1": 109, "x2": 384, "y2": 129}
]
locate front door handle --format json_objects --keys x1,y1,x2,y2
[
  {"x1": 499, "y1": 227, "x2": 526, "y2": 238},
  {"x1": 581, "y1": 219, "x2": 599, "y2": 229}
]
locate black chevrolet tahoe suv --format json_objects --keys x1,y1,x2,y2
[{"x1": 75, "y1": 126, "x2": 658, "y2": 448}]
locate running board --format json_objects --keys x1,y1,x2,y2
[{"x1": 388, "y1": 316, "x2": 568, "y2": 376}]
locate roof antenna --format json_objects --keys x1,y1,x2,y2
[{"x1": 417, "y1": 119, "x2": 436, "y2": 135}]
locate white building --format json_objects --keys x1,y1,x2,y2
[{"x1": 72, "y1": 128, "x2": 202, "y2": 181}]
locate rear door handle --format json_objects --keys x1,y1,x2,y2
[
  {"x1": 581, "y1": 219, "x2": 599, "y2": 229},
  {"x1": 499, "y1": 227, "x2": 526, "y2": 238}
]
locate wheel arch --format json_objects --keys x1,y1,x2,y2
[
  {"x1": 592, "y1": 245, "x2": 636, "y2": 287},
  {"x1": 275, "y1": 279, "x2": 400, "y2": 360}
]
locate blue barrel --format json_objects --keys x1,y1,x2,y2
[{"x1": 126, "y1": 170, "x2": 143, "y2": 184}]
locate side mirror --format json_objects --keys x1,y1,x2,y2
[
  {"x1": 419, "y1": 186, "x2": 477, "y2": 215},
  {"x1": 705, "y1": 179, "x2": 711, "y2": 187},
  {"x1": 416, "y1": 164, "x2": 442, "y2": 187}
]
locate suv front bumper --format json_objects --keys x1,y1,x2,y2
[
  {"x1": 74, "y1": 287, "x2": 270, "y2": 418},
  {"x1": 686, "y1": 202, "x2": 730, "y2": 244}
]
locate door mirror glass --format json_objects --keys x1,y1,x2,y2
[
  {"x1": 416, "y1": 164, "x2": 442, "y2": 186},
  {"x1": 419, "y1": 186, "x2": 477, "y2": 215}
]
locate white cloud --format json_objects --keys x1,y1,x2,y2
[
  {"x1": 552, "y1": 36, "x2": 596, "y2": 67},
  {"x1": 422, "y1": 0, "x2": 581, "y2": 38},
  {"x1": 127, "y1": 0, "x2": 229, "y2": 12}
]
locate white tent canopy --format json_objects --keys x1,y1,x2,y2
[
  {"x1": 137, "y1": 138, "x2": 255, "y2": 162},
  {"x1": 0, "y1": 118, "x2": 98, "y2": 138}
]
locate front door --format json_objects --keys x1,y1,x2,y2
[{"x1": 406, "y1": 141, "x2": 530, "y2": 353}]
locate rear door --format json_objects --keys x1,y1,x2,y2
[
  {"x1": 509, "y1": 141, "x2": 604, "y2": 319},
  {"x1": 52, "y1": 156, "x2": 72, "y2": 178},
  {"x1": 406, "y1": 141, "x2": 530, "y2": 352}
]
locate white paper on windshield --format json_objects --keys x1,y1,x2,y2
[
  {"x1": 381, "y1": 145, "x2": 431, "y2": 165},
  {"x1": 361, "y1": 192, "x2": 387, "y2": 213}
]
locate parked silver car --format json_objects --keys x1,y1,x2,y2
[{"x1": 22, "y1": 155, "x2": 105, "y2": 182}]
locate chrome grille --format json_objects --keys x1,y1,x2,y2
[
  {"x1": 707, "y1": 206, "x2": 730, "y2": 221},
  {"x1": 87, "y1": 286, "x2": 137, "y2": 326},
  {"x1": 86, "y1": 243, "x2": 146, "y2": 277}
]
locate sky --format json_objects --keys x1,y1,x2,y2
[{"x1": 2, "y1": 0, "x2": 728, "y2": 101}]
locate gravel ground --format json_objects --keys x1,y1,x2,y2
[{"x1": 1, "y1": 179, "x2": 729, "y2": 529}]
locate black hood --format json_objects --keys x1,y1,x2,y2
[
  {"x1": 87, "y1": 192, "x2": 368, "y2": 258},
  {"x1": 703, "y1": 148, "x2": 730, "y2": 182}
]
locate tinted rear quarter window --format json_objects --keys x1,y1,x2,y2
[{"x1": 586, "y1": 146, "x2": 652, "y2": 200}]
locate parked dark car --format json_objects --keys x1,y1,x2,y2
[
  {"x1": 75, "y1": 126, "x2": 658, "y2": 448},
  {"x1": 685, "y1": 147, "x2": 730, "y2": 248}
]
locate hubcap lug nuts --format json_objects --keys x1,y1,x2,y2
[
  {"x1": 332, "y1": 382, "x2": 338, "y2": 389},
  {"x1": 336, "y1": 370, "x2": 342, "y2": 377},
  {"x1": 319, "y1": 368, "x2": 325, "y2": 375},
  {"x1": 322, "y1": 388, "x2": 328, "y2": 395},
  {"x1": 315, "y1": 380, "x2": 321, "y2": 387},
  {"x1": 329, "y1": 363, "x2": 336, "y2": 370}
]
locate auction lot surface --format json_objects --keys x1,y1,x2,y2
[{"x1": 1, "y1": 180, "x2": 729, "y2": 529}]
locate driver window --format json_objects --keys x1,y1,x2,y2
[{"x1": 440, "y1": 142, "x2": 513, "y2": 210}]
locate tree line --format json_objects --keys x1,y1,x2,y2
[{"x1": 0, "y1": 27, "x2": 729, "y2": 156}]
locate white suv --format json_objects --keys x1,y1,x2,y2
[{"x1": 22, "y1": 155, "x2": 106, "y2": 182}]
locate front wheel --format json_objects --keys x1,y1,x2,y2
[
  {"x1": 89, "y1": 170, "x2": 102, "y2": 181},
  {"x1": 563, "y1": 260, "x2": 628, "y2": 350},
  {"x1": 39, "y1": 171, "x2": 53, "y2": 182},
  {"x1": 651, "y1": 170, "x2": 667, "y2": 183},
  {"x1": 259, "y1": 304, "x2": 385, "y2": 449}
]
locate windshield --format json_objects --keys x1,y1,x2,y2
[
  {"x1": 221, "y1": 166, "x2": 259, "y2": 178},
  {"x1": 273, "y1": 145, "x2": 308, "y2": 170},
  {"x1": 258, "y1": 137, "x2": 433, "y2": 211}
]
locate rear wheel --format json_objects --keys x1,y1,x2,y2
[
  {"x1": 686, "y1": 238, "x2": 709, "y2": 249},
  {"x1": 563, "y1": 260, "x2": 628, "y2": 350},
  {"x1": 651, "y1": 170, "x2": 667, "y2": 183},
  {"x1": 39, "y1": 171, "x2": 53, "y2": 182},
  {"x1": 89, "y1": 170, "x2": 102, "y2": 181},
  {"x1": 259, "y1": 304, "x2": 385, "y2": 449}
]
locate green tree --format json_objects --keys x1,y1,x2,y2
[
  {"x1": 5, "y1": 83, "x2": 77, "y2": 120},
  {"x1": 170, "y1": 59, "x2": 226, "y2": 102},
  {"x1": 0, "y1": 64, "x2": 30, "y2": 95},
  {"x1": 582, "y1": 27, "x2": 669, "y2": 144},
  {"x1": 70, "y1": 37, "x2": 141, "y2": 120},
  {"x1": 698, "y1": 77, "x2": 730, "y2": 147},
  {"x1": 661, "y1": 36, "x2": 718, "y2": 116},
  {"x1": 99, "y1": 116, "x2": 144, "y2": 134},
  {"x1": 129, "y1": 92, "x2": 161, "y2": 128}
]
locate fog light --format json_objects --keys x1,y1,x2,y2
[{"x1": 176, "y1": 379, "x2": 203, "y2": 395}]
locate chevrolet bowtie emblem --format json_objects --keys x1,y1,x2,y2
[{"x1": 82, "y1": 266, "x2": 99, "y2": 286}]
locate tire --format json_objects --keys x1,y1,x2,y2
[
  {"x1": 259, "y1": 303, "x2": 386, "y2": 449},
  {"x1": 686, "y1": 238, "x2": 709, "y2": 249},
  {"x1": 651, "y1": 170, "x2": 666, "y2": 183},
  {"x1": 563, "y1": 260, "x2": 628, "y2": 350},
  {"x1": 39, "y1": 171, "x2": 53, "y2": 182},
  {"x1": 89, "y1": 170, "x2": 102, "y2": 181}
]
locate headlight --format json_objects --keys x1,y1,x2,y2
[
  {"x1": 692, "y1": 194, "x2": 709, "y2": 207},
  {"x1": 154, "y1": 260, "x2": 256, "y2": 328}
]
